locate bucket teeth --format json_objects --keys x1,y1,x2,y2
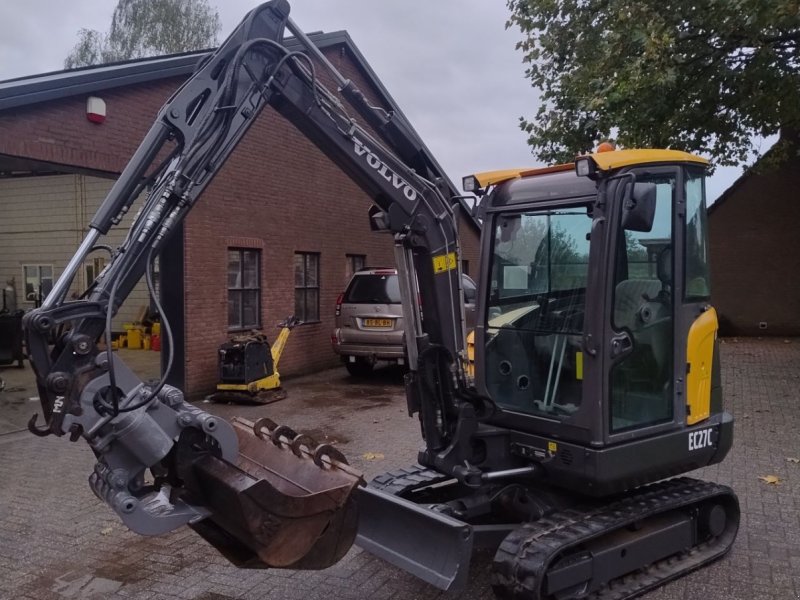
[
  {"x1": 290, "y1": 433, "x2": 317, "y2": 457},
  {"x1": 270, "y1": 424, "x2": 299, "y2": 445},
  {"x1": 249, "y1": 417, "x2": 350, "y2": 469},
  {"x1": 252, "y1": 417, "x2": 278, "y2": 438},
  {"x1": 314, "y1": 443, "x2": 349, "y2": 467}
]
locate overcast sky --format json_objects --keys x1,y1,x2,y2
[{"x1": 0, "y1": 0, "x2": 762, "y2": 201}]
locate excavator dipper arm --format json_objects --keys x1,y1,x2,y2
[{"x1": 22, "y1": 0, "x2": 474, "y2": 565}]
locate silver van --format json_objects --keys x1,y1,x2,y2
[{"x1": 332, "y1": 267, "x2": 477, "y2": 376}]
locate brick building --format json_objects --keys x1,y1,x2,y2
[
  {"x1": 708, "y1": 134, "x2": 800, "y2": 336},
  {"x1": 0, "y1": 32, "x2": 480, "y2": 397}
]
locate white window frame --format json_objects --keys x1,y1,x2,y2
[
  {"x1": 345, "y1": 253, "x2": 366, "y2": 281},
  {"x1": 228, "y1": 248, "x2": 262, "y2": 331},
  {"x1": 22, "y1": 264, "x2": 54, "y2": 305},
  {"x1": 84, "y1": 257, "x2": 107, "y2": 290},
  {"x1": 294, "y1": 252, "x2": 320, "y2": 323}
]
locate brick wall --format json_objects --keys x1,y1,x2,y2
[
  {"x1": 0, "y1": 79, "x2": 181, "y2": 174},
  {"x1": 708, "y1": 158, "x2": 800, "y2": 336}
]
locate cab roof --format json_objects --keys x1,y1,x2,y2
[
  {"x1": 590, "y1": 148, "x2": 708, "y2": 171},
  {"x1": 470, "y1": 148, "x2": 708, "y2": 189}
]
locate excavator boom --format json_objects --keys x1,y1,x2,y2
[{"x1": 23, "y1": 0, "x2": 472, "y2": 572}]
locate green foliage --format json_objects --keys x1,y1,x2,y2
[
  {"x1": 506, "y1": 0, "x2": 800, "y2": 166},
  {"x1": 65, "y1": 0, "x2": 221, "y2": 68}
]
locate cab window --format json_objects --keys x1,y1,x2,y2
[{"x1": 484, "y1": 206, "x2": 592, "y2": 419}]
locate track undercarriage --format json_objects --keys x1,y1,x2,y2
[{"x1": 359, "y1": 465, "x2": 739, "y2": 599}]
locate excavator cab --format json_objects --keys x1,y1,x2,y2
[{"x1": 468, "y1": 150, "x2": 732, "y2": 496}]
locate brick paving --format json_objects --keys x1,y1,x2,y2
[{"x1": 0, "y1": 338, "x2": 799, "y2": 599}]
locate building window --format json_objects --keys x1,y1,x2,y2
[
  {"x1": 23, "y1": 265, "x2": 53, "y2": 305},
  {"x1": 346, "y1": 254, "x2": 366, "y2": 281},
  {"x1": 228, "y1": 249, "x2": 261, "y2": 330},
  {"x1": 294, "y1": 252, "x2": 320, "y2": 322},
  {"x1": 84, "y1": 257, "x2": 106, "y2": 289}
]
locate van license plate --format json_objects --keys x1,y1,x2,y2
[{"x1": 364, "y1": 318, "x2": 392, "y2": 328}]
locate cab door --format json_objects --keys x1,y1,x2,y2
[{"x1": 606, "y1": 169, "x2": 678, "y2": 437}]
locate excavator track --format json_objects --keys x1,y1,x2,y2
[{"x1": 492, "y1": 477, "x2": 739, "y2": 600}]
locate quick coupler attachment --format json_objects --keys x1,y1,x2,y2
[{"x1": 189, "y1": 417, "x2": 364, "y2": 569}]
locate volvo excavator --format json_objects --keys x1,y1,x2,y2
[{"x1": 22, "y1": 2, "x2": 739, "y2": 598}]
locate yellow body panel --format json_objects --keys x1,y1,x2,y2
[
  {"x1": 217, "y1": 372, "x2": 281, "y2": 393},
  {"x1": 472, "y1": 168, "x2": 527, "y2": 188},
  {"x1": 686, "y1": 307, "x2": 718, "y2": 425},
  {"x1": 590, "y1": 149, "x2": 708, "y2": 171},
  {"x1": 432, "y1": 252, "x2": 458, "y2": 274},
  {"x1": 269, "y1": 326, "x2": 292, "y2": 370},
  {"x1": 472, "y1": 164, "x2": 574, "y2": 188}
]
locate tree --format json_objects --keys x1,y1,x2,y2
[
  {"x1": 506, "y1": 0, "x2": 800, "y2": 166},
  {"x1": 65, "y1": 0, "x2": 221, "y2": 68}
]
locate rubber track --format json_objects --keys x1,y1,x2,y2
[
  {"x1": 369, "y1": 464, "x2": 453, "y2": 497},
  {"x1": 492, "y1": 477, "x2": 739, "y2": 600}
]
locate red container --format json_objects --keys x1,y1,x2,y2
[{"x1": 151, "y1": 334, "x2": 161, "y2": 351}]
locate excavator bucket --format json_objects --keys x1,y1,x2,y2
[{"x1": 189, "y1": 417, "x2": 363, "y2": 569}]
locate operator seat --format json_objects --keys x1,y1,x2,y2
[
  {"x1": 613, "y1": 276, "x2": 671, "y2": 392},
  {"x1": 613, "y1": 279, "x2": 662, "y2": 331}
]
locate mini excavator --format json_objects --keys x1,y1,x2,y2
[{"x1": 23, "y1": 2, "x2": 738, "y2": 598}]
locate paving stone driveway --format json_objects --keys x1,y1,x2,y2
[{"x1": 0, "y1": 338, "x2": 798, "y2": 600}]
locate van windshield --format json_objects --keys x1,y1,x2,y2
[{"x1": 345, "y1": 274, "x2": 401, "y2": 304}]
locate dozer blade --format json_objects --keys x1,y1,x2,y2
[
  {"x1": 189, "y1": 417, "x2": 363, "y2": 569},
  {"x1": 356, "y1": 485, "x2": 474, "y2": 591}
]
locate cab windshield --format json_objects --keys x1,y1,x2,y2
[{"x1": 485, "y1": 205, "x2": 592, "y2": 418}]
